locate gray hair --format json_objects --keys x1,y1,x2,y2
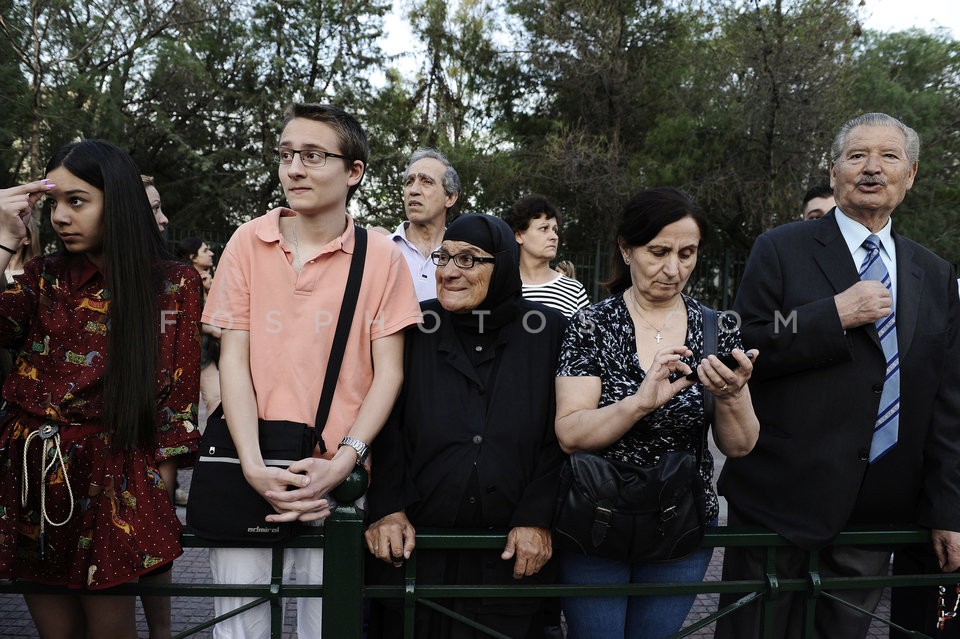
[
  {"x1": 830, "y1": 113, "x2": 920, "y2": 166},
  {"x1": 405, "y1": 148, "x2": 461, "y2": 197}
]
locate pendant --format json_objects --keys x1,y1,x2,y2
[{"x1": 655, "y1": 331, "x2": 663, "y2": 343}]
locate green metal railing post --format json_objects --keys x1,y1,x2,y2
[
  {"x1": 804, "y1": 552, "x2": 822, "y2": 638},
  {"x1": 403, "y1": 552, "x2": 418, "y2": 639},
  {"x1": 761, "y1": 545, "x2": 779, "y2": 638},
  {"x1": 270, "y1": 544, "x2": 285, "y2": 638},
  {"x1": 321, "y1": 467, "x2": 368, "y2": 639}
]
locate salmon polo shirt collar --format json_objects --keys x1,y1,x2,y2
[{"x1": 254, "y1": 207, "x2": 357, "y2": 258}]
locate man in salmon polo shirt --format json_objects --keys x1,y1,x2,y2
[{"x1": 201, "y1": 103, "x2": 422, "y2": 639}]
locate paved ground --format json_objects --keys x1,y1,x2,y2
[{"x1": 0, "y1": 441, "x2": 897, "y2": 638}]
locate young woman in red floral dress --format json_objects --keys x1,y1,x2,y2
[{"x1": 0, "y1": 140, "x2": 202, "y2": 638}]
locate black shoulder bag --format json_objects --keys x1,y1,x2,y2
[
  {"x1": 552, "y1": 302, "x2": 718, "y2": 562},
  {"x1": 186, "y1": 228, "x2": 368, "y2": 544}
]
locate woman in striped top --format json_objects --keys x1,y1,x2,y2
[{"x1": 504, "y1": 194, "x2": 589, "y2": 318}]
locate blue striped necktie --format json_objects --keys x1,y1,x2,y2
[{"x1": 859, "y1": 234, "x2": 899, "y2": 462}]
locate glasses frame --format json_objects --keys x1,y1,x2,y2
[
  {"x1": 430, "y1": 251, "x2": 496, "y2": 269},
  {"x1": 273, "y1": 147, "x2": 348, "y2": 168}
]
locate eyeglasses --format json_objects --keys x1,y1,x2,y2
[
  {"x1": 939, "y1": 584, "x2": 960, "y2": 630},
  {"x1": 273, "y1": 147, "x2": 348, "y2": 168},
  {"x1": 430, "y1": 251, "x2": 496, "y2": 269}
]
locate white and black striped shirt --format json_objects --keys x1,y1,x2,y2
[{"x1": 521, "y1": 274, "x2": 589, "y2": 318}]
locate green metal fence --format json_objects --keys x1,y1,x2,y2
[{"x1": 1, "y1": 485, "x2": 955, "y2": 638}]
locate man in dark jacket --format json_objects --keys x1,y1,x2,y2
[{"x1": 716, "y1": 112, "x2": 960, "y2": 638}]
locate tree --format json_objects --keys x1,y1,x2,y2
[
  {"x1": 502, "y1": 0, "x2": 700, "y2": 250},
  {"x1": 4, "y1": 0, "x2": 959, "y2": 264},
  {"x1": 643, "y1": 0, "x2": 863, "y2": 245},
  {"x1": 134, "y1": 0, "x2": 392, "y2": 233},
  {"x1": 359, "y1": 0, "x2": 523, "y2": 229},
  {"x1": 845, "y1": 28, "x2": 960, "y2": 263},
  {"x1": 0, "y1": 0, "x2": 203, "y2": 175}
]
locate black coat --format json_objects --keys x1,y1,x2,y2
[
  {"x1": 368, "y1": 298, "x2": 567, "y2": 531},
  {"x1": 719, "y1": 213, "x2": 960, "y2": 550}
]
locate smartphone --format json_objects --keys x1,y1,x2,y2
[{"x1": 685, "y1": 351, "x2": 754, "y2": 382}]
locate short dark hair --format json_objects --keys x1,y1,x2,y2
[
  {"x1": 802, "y1": 184, "x2": 833, "y2": 208},
  {"x1": 281, "y1": 103, "x2": 369, "y2": 203},
  {"x1": 604, "y1": 187, "x2": 706, "y2": 295},
  {"x1": 503, "y1": 194, "x2": 561, "y2": 232}
]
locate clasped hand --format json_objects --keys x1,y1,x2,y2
[{"x1": 245, "y1": 455, "x2": 355, "y2": 523}]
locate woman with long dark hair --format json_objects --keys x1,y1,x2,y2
[{"x1": 0, "y1": 140, "x2": 202, "y2": 638}]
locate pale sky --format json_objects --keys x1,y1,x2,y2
[
  {"x1": 381, "y1": 0, "x2": 958, "y2": 69},
  {"x1": 861, "y1": 0, "x2": 958, "y2": 36}
]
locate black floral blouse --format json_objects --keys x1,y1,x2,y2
[{"x1": 556, "y1": 292, "x2": 744, "y2": 521}]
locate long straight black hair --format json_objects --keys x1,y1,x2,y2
[{"x1": 45, "y1": 140, "x2": 172, "y2": 451}]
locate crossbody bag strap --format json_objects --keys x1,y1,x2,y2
[
  {"x1": 313, "y1": 226, "x2": 368, "y2": 452},
  {"x1": 698, "y1": 302, "x2": 719, "y2": 466}
]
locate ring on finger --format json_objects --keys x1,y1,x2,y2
[{"x1": 719, "y1": 384, "x2": 729, "y2": 392}]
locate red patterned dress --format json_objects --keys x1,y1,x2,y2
[{"x1": 0, "y1": 254, "x2": 201, "y2": 589}]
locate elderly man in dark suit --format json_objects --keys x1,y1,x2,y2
[{"x1": 715, "y1": 112, "x2": 960, "y2": 638}]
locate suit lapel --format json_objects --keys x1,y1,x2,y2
[
  {"x1": 811, "y1": 215, "x2": 882, "y2": 350},
  {"x1": 893, "y1": 234, "x2": 923, "y2": 358},
  {"x1": 812, "y1": 218, "x2": 860, "y2": 294}
]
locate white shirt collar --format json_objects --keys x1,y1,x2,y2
[{"x1": 833, "y1": 207, "x2": 896, "y2": 264}]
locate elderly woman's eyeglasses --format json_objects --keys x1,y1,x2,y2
[
  {"x1": 273, "y1": 147, "x2": 348, "y2": 168},
  {"x1": 431, "y1": 251, "x2": 496, "y2": 269}
]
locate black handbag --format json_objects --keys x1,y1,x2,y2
[
  {"x1": 552, "y1": 303, "x2": 719, "y2": 562},
  {"x1": 553, "y1": 450, "x2": 708, "y2": 562},
  {"x1": 185, "y1": 228, "x2": 368, "y2": 544},
  {"x1": 186, "y1": 409, "x2": 318, "y2": 543}
]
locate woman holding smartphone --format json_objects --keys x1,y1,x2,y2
[{"x1": 554, "y1": 187, "x2": 759, "y2": 639}]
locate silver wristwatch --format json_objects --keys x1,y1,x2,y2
[{"x1": 338, "y1": 436, "x2": 369, "y2": 465}]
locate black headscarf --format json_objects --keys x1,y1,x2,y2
[{"x1": 442, "y1": 213, "x2": 522, "y2": 332}]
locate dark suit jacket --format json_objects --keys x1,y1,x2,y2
[{"x1": 718, "y1": 212, "x2": 960, "y2": 550}]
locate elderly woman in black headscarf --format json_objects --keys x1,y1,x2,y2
[{"x1": 365, "y1": 213, "x2": 568, "y2": 639}]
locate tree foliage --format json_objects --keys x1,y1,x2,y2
[
  {"x1": 844, "y1": 28, "x2": 960, "y2": 261},
  {"x1": 1, "y1": 0, "x2": 959, "y2": 264}
]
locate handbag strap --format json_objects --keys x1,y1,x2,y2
[
  {"x1": 313, "y1": 226, "x2": 368, "y2": 452},
  {"x1": 698, "y1": 302, "x2": 719, "y2": 466}
]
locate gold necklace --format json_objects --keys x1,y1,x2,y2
[{"x1": 629, "y1": 288, "x2": 682, "y2": 344}]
